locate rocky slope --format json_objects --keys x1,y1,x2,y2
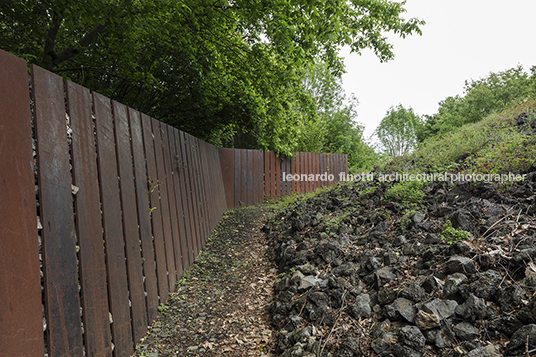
[{"x1": 263, "y1": 171, "x2": 536, "y2": 357}]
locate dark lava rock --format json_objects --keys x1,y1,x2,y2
[
  {"x1": 391, "y1": 298, "x2": 417, "y2": 323},
  {"x1": 466, "y1": 344, "x2": 502, "y2": 357},
  {"x1": 444, "y1": 273, "x2": 468, "y2": 301},
  {"x1": 371, "y1": 332, "x2": 396, "y2": 355},
  {"x1": 455, "y1": 294, "x2": 490, "y2": 322},
  {"x1": 400, "y1": 282, "x2": 428, "y2": 302},
  {"x1": 394, "y1": 326, "x2": 425, "y2": 357},
  {"x1": 414, "y1": 310, "x2": 440, "y2": 330},
  {"x1": 435, "y1": 326, "x2": 455, "y2": 348},
  {"x1": 314, "y1": 240, "x2": 342, "y2": 264},
  {"x1": 446, "y1": 256, "x2": 477, "y2": 275},
  {"x1": 496, "y1": 284, "x2": 525, "y2": 312},
  {"x1": 449, "y1": 209, "x2": 474, "y2": 232},
  {"x1": 348, "y1": 293, "x2": 371, "y2": 319},
  {"x1": 422, "y1": 299, "x2": 458, "y2": 320},
  {"x1": 466, "y1": 269, "x2": 502, "y2": 301},
  {"x1": 453, "y1": 321, "x2": 479, "y2": 340},
  {"x1": 374, "y1": 267, "x2": 396, "y2": 289},
  {"x1": 506, "y1": 324, "x2": 536, "y2": 356},
  {"x1": 487, "y1": 316, "x2": 523, "y2": 338},
  {"x1": 421, "y1": 275, "x2": 438, "y2": 293},
  {"x1": 337, "y1": 336, "x2": 361, "y2": 357}
]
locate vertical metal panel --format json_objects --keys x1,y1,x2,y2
[
  {"x1": 188, "y1": 134, "x2": 204, "y2": 250},
  {"x1": 152, "y1": 120, "x2": 176, "y2": 290},
  {"x1": 239, "y1": 150, "x2": 247, "y2": 205},
  {"x1": 175, "y1": 130, "x2": 194, "y2": 268},
  {"x1": 247, "y1": 150, "x2": 253, "y2": 205},
  {"x1": 199, "y1": 142, "x2": 214, "y2": 229},
  {"x1": 218, "y1": 148, "x2": 235, "y2": 209},
  {"x1": 259, "y1": 151, "x2": 265, "y2": 202},
  {"x1": 178, "y1": 131, "x2": 199, "y2": 260},
  {"x1": 0, "y1": 50, "x2": 44, "y2": 357},
  {"x1": 296, "y1": 153, "x2": 300, "y2": 193},
  {"x1": 67, "y1": 81, "x2": 113, "y2": 357},
  {"x1": 160, "y1": 124, "x2": 182, "y2": 276},
  {"x1": 182, "y1": 133, "x2": 201, "y2": 257},
  {"x1": 113, "y1": 101, "x2": 147, "y2": 343},
  {"x1": 140, "y1": 114, "x2": 168, "y2": 302},
  {"x1": 32, "y1": 65, "x2": 85, "y2": 357},
  {"x1": 93, "y1": 92, "x2": 133, "y2": 357},
  {"x1": 167, "y1": 127, "x2": 189, "y2": 273},
  {"x1": 300, "y1": 152, "x2": 305, "y2": 193},
  {"x1": 314, "y1": 153, "x2": 322, "y2": 189},
  {"x1": 264, "y1": 151, "x2": 269, "y2": 199},
  {"x1": 128, "y1": 109, "x2": 159, "y2": 323},
  {"x1": 236, "y1": 149, "x2": 242, "y2": 205},
  {"x1": 193, "y1": 137, "x2": 208, "y2": 246},
  {"x1": 280, "y1": 156, "x2": 287, "y2": 196},
  {"x1": 275, "y1": 154, "x2": 281, "y2": 196},
  {"x1": 290, "y1": 153, "x2": 298, "y2": 192},
  {"x1": 306, "y1": 152, "x2": 311, "y2": 193}
]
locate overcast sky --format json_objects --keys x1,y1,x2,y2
[{"x1": 341, "y1": 0, "x2": 536, "y2": 141}]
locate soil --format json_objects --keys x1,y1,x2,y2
[{"x1": 133, "y1": 205, "x2": 278, "y2": 357}]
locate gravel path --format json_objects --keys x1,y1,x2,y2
[{"x1": 133, "y1": 205, "x2": 278, "y2": 357}]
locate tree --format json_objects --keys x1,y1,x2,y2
[
  {"x1": 0, "y1": 0, "x2": 424, "y2": 154},
  {"x1": 375, "y1": 104, "x2": 421, "y2": 157},
  {"x1": 298, "y1": 62, "x2": 377, "y2": 171},
  {"x1": 420, "y1": 65, "x2": 536, "y2": 142}
]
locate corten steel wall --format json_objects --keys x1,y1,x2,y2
[
  {"x1": 219, "y1": 149, "x2": 348, "y2": 208},
  {"x1": 0, "y1": 49, "x2": 227, "y2": 357},
  {"x1": 0, "y1": 48, "x2": 347, "y2": 357}
]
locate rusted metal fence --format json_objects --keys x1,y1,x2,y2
[
  {"x1": 219, "y1": 149, "x2": 348, "y2": 208},
  {"x1": 0, "y1": 48, "x2": 347, "y2": 357}
]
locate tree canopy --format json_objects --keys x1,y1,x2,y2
[{"x1": 0, "y1": 0, "x2": 424, "y2": 155}]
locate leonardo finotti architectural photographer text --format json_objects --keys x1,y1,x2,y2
[{"x1": 282, "y1": 171, "x2": 527, "y2": 183}]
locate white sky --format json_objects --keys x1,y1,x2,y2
[{"x1": 341, "y1": 0, "x2": 536, "y2": 141}]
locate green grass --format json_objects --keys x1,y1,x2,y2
[{"x1": 384, "y1": 99, "x2": 536, "y2": 192}]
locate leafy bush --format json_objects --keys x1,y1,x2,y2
[
  {"x1": 441, "y1": 220, "x2": 472, "y2": 244},
  {"x1": 385, "y1": 180, "x2": 427, "y2": 207}
]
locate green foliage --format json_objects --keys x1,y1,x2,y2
[
  {"x1": 385, "y1": 179, "x2": 427, "y2": 208},
  {"x1": 397, "y1": 209, "x2": 419, "y2": 232},
  {"x1": 0, "y1": 0, "x2": 423, "y2": 155},
  {"x1": 441, "y1": 220, "x2": 471, "y2": 244},
  {"x1": 420, "y1": 65, "x2": 536, "y2": 141},
  {"x1": 396, "y1": 100, "x2": 536, "y2": 175},
  {"x1": 376, "y1": 104, "x2": 422, "y2": 157}
]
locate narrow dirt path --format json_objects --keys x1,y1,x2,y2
[{"x1": 133, "y1": 205, "x2": 277, "y2": 357}]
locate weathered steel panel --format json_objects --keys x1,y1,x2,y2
[
  {"x1": 152, "y1": 119, "x2": 176, "y2": 290},
  {"x1": 93, "y1": 91, "x2": 134, "y2": 357},
  {"x1": 67, "y1": 81, "x2": 113, "y2": 357},
  {"x1": 218, "y1": 148, "x2": 235, "y2": 209},
  {"x1": 113, "y1": 101, "x2": 148, "y2": 343},
  {"x1": 140, "y1": 113, "x2": 169, "y2": 302},
  {"x1": 182, "y1": 132, "x2": 200, "y2": 257},
  {"x1": 167, "y1": 127, "x2": 189, "y2": 274},
  {"x1": 193, "y1": 138, "x2": 208, "y2": 245},
  {"x1": 188, "y1": 134, "x2": 204, "y2": 251},
  {"x1": 32, "y1": 65, "x2": 85, "y2": 357},
  {"x1": 160, "y1": 124, "x2": 182, "y2": 277},
  {"x1": 129, "y1": 109, "x2": 159, "y2": 323},
  {"x1": 247, "y1": 150, "x2": 253, "y2": 206},
  {"x1": 0, "y1": 50, "x2": 44, "y2": 357},
  {"x1": 174, "y1": 129, "x2": 194, "y2": 267}
]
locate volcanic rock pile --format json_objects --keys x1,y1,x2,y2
[{"x1": 263, "y1": 173, "x2": 536, "y2": 356}]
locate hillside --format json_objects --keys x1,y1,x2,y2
[{"x1": 263, "y1": 102, "x2": 536, "y2": 356}]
